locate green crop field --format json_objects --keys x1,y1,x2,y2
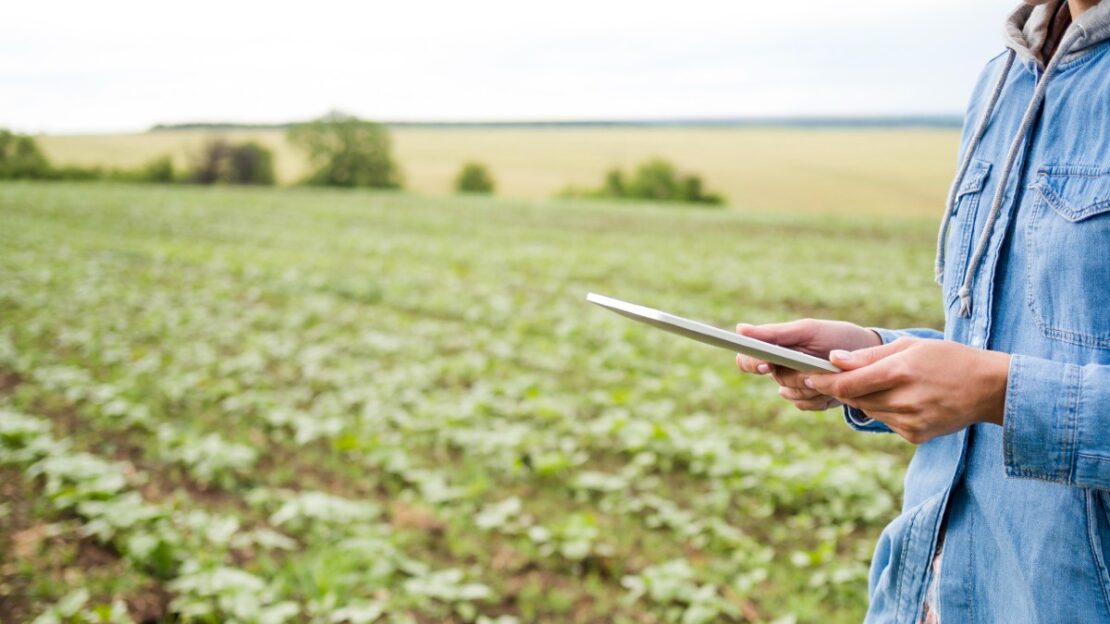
[
  {"x1": 0, "y1": 182, "x2": 944, "y2": 623},
  {"x1": 37, "y1": 127, "x2": 960, "y2": 217}
]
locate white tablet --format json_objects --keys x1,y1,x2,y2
[{"x1": 586, "y1": 293, "x2": 840, "y2": 373}]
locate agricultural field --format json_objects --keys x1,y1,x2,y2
[
  {"x1": 0, "y1": 181, "x2": 943, "y2": 623},
  {"x1": 37, "y1": 127, "x2": 960, "y2": 217}
]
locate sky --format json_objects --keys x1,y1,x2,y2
[{"x1": 2, "y1": 0, "x2": 1021, "y2": 134}]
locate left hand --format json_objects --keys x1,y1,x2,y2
[{"x1": 805, "y1": 338, "x2": 1011, "y2": 445}]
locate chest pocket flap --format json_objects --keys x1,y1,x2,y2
[
  {"x1": 1032, "y1": 166, "x2": 1110, "y2": 222},
  {"x1": 957, "y1": 159, "x2": 991, "y2": 200}
]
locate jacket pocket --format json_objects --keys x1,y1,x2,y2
[
  {"x1": 942, "y1": 159, "x2": 991, "y2": 307},
  {"x1": 865, "y1": 491, "x2": 945, "y2": 622},
  {"x1": 1086, "y1": 490, "x2": 1110, "y2": 617},
  {"x1": 1025, "y1": 166, "x2": 1110, "y2": 348}
]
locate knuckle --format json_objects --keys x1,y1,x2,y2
[
  {"x1": 893, "y1": 359, "x2": 915, "y2": 381},
  {"x1": 891, "y1": 397, "x2": 918, "y2": 413}
]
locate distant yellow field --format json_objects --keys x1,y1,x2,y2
[{"x1": 37, "y1": 127, "x2": 960, "y2": 217}]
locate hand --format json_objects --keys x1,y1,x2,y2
[
  {"x1": 805, "y1": 338, "x2": 1011, "y2": 444},
  {"x1": 734, "y1": 319, "x2": 883, "y2": 411}
]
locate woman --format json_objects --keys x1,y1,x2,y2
[{"x1": 735, "y1": 1, "x2": 1110, "y2": 621}]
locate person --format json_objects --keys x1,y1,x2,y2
[{"x1": 734, "y1": 1, "x2": 1110, "y2": 621}]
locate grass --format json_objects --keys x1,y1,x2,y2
[
  {"x1": 0, "y1": 181, "x2": 943, "y2": 623},
  {"x1": 37, "y1": 127, "x2": 960, "y2": 217}
]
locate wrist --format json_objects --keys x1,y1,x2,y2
[{"x1": 979, "y1": 350, "x2": 1011, "y2": 426}]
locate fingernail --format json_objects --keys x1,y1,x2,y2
[
  {"x1": 757, "y1": 364, "x2": 771, "y2": 374},
  {"x1": 804, "y1": 377, "x2": 814, "y2": 389},
  {"x1": 830, "y1": 349, "x2": 852, "y2": 361}
]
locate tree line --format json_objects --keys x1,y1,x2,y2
[{"x1": 1, "y1": 114, "x2": 725, "y2": 206}]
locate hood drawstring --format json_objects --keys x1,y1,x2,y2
[
  {"x1": 935, "y1": 26, "x2": 1087, "y2": 318},
  {"x1": 934, "y1": 50, "x2": 1016, "y2": 285}
]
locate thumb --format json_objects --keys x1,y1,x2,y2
[
  {"x1": 736, "y1": 320, "x2": 814, "y2": 347},
  {"x1": 829, "y1": 338, "x2": 915, "y2": 370}
]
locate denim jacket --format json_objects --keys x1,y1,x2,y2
[{"x1": 847, "y1": 3, "x2": 1110, "y2": 622}]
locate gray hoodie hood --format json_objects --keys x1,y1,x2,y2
[{"x1": 1005, "y1": 1, "x2": 1110, "y2": 65}]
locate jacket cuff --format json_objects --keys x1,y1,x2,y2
[
  {"x1": 871, "y1": 328, "x2": 909, "y2": 346},
  {"x1": 843, "y1": 406, "x2": 891, "y2": 433},
  {"x1": 1003, "y1": 353, "x2": 1080, "y2": 483}
]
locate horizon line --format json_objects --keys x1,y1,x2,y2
[{"x1": 144, "y1": 114, "x2": 963, "y2": 133}]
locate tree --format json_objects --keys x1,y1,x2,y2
[
  {"x1": 225, "y1": 142, "x2": 274, "y2": 185},
  {"x1": 190, "y1": 140, "x2": 232, "y2": 184},
  {"x1": 287, "y1": 113, "x2": 401, "y2": 188},
  {"x1": 0, "y1": 130, "x2": 52, "y2": 179},
  {"x1": 188, "y1": 139, "x2": 275, "y2": 185},
  {"x1": 454, "y1": 161, "x2": 495, "y2": 194}
]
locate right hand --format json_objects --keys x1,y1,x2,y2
[{"x1": 734, "y1": 319, "x2": 882, "y2": 411}]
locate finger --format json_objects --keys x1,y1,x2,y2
[
  {"x1": 736, "y1": 319, "x2": 816, "y2": 348},
  {"x1": 736, "y1": 353, "x2": 773, "y2": 375},
  {"x1": 846, "y1": 388, "x2": 916, "y2": 414},
  {"x1": 791, "y1": 397, "x2": 841, "y2": 411},
  {"x1": 806, "y1": 356, "x2": 906, "y2": 399},
  {"x1": 772, "y1": 368, "x2": 811, "y2": 389},
  {"x1": 828, "y1": 338, "x2": 916, "y2": 371},
  {"x1": 778, "y1": 386, "x2": 826, "y2": 401}
]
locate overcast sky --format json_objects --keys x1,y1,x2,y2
[{"x1": 2, "y1": 0, "x2": 1020, "y2": 134}]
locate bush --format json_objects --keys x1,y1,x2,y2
[
  {"x1": 287, "y1": 112, "x2": 401, "y2": 189},
  {"x1": 564, "y1": 157, "x2": 724, "y2": 206},
  {"x1": 0, "y1": 129, "x2": 180, "y2": 184},
  {"x1": 107, "y1": 155, "x2": 175, "y2": 184},
  {"x1": 603, "y1": 169, "x2": 625, "y2": 197},
  {"x1": 138, "y1": 155, "x2": 177, "y2": 183},
  {"x1": 189, "y1": 140, "x2": 275, "y2": 185},
  {"x1": 50, "y1": 165, "x2": 105, "y2": 181},
  {"x1": 454, "y1": 162, "x2": 495, "y2": 194},
  {"x1": 0, "y1": 129, "x2": 52, "y2": 179},
  {"x1": 629, "y1": 159, "x2": 680, "y2": 201}
]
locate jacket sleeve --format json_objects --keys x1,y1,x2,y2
[
  {"x1": 842, "y1": 327, "x2": 945, "y2": 433},
  {"x1": 1004, "y1": 354, "x2": 1110, "y2": 490}
]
